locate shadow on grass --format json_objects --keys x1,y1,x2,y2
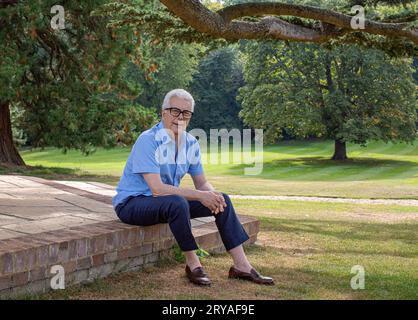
[
  {"x1": 257, "y1": 216, "x2": 418, "y2": 257},
  {"x1": 227, "y1": 157, "x2": 418, "y2": 181},
  {"x1": 0, "y1": 163, "x2": 119, "y2": 185},
  {"x1": 211, "y1": 244, "x2": 417, "y2": 299},
  {"x1": 273, "y1": 266, "x2": 418, "y2": 299}
]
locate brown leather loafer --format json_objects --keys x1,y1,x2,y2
[
  {"x1": 185, "y1": 265, "x2": 211, "y2": 286},
  {"x1": 228, "y1": 266, "x2": 274, "y2": 285}
]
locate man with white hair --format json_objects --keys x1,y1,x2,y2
[{"x1": 113, "y1": 89, "x2": 274, "y2": 286}]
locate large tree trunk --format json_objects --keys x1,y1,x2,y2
[
  {"x1": 331, "y1": 139, "x2": 348, "y2": 160},
  {"x1": 0, "y1": 100, "x2": 25, "y2": 166}
]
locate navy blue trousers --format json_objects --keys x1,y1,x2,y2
[{"x1": 115, "y1": 193, "x2": 249, "y2": 252}]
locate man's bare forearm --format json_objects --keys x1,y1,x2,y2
[
  {"x1": 152, "y1": 183, "x2": 205, "y2": 201},
  {"x1": 143, "y1": 173, "x2": 217, "y2": 201},
  {"x1": 196, "y1": 181, "x2": 215, "y2": 192},
  {"x1": 151, "y1": 179, "x2": 224, "y2": 214}
]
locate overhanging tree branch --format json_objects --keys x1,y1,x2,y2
[{"x1": 159, "y1": 0, "x2": 418, "y2": 45}]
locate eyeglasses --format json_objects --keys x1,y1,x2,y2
[{"x1": 166, "y1": 107, "x2": 194, "y2": 119}]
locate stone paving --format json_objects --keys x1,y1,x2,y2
[
  {"x1": 0, "y1": 175, "x2": 259, "y2": 298},
  {"x1": 0, "y1": 176, "x2": 116, "y2": 239},
  {"x1": 0, "y1": 176, "x2": 219, "y2": 240}
]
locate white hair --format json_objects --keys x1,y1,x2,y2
[{"x1": 162, "y1": 89, "x2": 195, "y2": 112}]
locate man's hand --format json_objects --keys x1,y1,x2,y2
[
  {"x1": 199, "y1": 191, "x2": 227, "y2": 215},
  {"x1": 143, "y1": 173, "x2": 227, "y2": 215}
]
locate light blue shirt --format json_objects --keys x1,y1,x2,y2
[{"x1": 112, "y1": 121, "x2": 204, "y2": 209}]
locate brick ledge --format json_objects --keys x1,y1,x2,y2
[
  {"x1": 0, "y1": 176, "x2": 260, "y2": 298},
  {"x1": 0, "y1": 215, "x2": 259, "y2": 298}
]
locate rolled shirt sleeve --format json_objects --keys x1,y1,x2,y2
[{"x1": 187, "y1": 140, "x2": 204, "y2": 176}]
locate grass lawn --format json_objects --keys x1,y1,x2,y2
[
  {"x1": 3, "y1": 139, "x2": 417, "y2": 199},
  {"x1": 32, "y1": 200, "x2": 418, "y2": 300},
  {"x1": 2, "y1": 139, "x2": 417, "y2": 300}
]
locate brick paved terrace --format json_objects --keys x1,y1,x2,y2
[{"x1": 0, "y1": 175, "x2": 259, "y2": 298}]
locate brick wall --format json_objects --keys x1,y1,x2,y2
[{"x1": 0, "y1": 216, "x2": 259, "y2": 298}]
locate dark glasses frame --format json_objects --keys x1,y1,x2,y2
[{"x1": 165, "y1": 107, "x2": 194, "y2": 119}]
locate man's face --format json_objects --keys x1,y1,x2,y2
[{"x1": 161, "y1": 96, "x2": 193, "y2": 136}]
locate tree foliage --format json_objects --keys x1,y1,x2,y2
[
  {"x1": 133, "y1": 42, "x2": 203, "y2": 112},
  {"x1": 239, "y1": 41, "x2": 417, "y2": 158},
  {"x1": 0, "y1": 0, "x2": 157, "y2": 158},
  {"x1": 189, "y1": 46, "x2": 244, "y2": 132}
]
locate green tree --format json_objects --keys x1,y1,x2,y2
[
  {"x1": 189, "y1": 46, "x2": 244, "y2": 132},
  {"x1": 413, "y1": 57, "x2": 418, "y2": 128},
  {"x1": 0, "y1": 0, "x2": 157, "y2": 165},
  {"x1": 3, "y1": 0, "x2": 417, "y2": 166},
  {"x1": 239, "y1": 41, "x2": 417, "y2": 160},
  {"x1": 134, "y1": 43, "x2": 202, "y2": 112}
]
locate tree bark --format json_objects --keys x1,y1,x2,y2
[
  {"x1": 0, "y1": 101, "x2": 25, "y2": 166},
  {"x1": 332, "y1": 139, "x2": 348, "y2": 161},
  {"x1": 160, "y1": 0, "x2": 418, "y2": 45}
]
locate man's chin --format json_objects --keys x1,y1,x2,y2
[{"x1": 172, "y1": 124, "x2": 186, "y2": 133}]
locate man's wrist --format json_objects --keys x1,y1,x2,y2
[{"x1": 194, "y1": 190, "x2": 205, "y2": 201}]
